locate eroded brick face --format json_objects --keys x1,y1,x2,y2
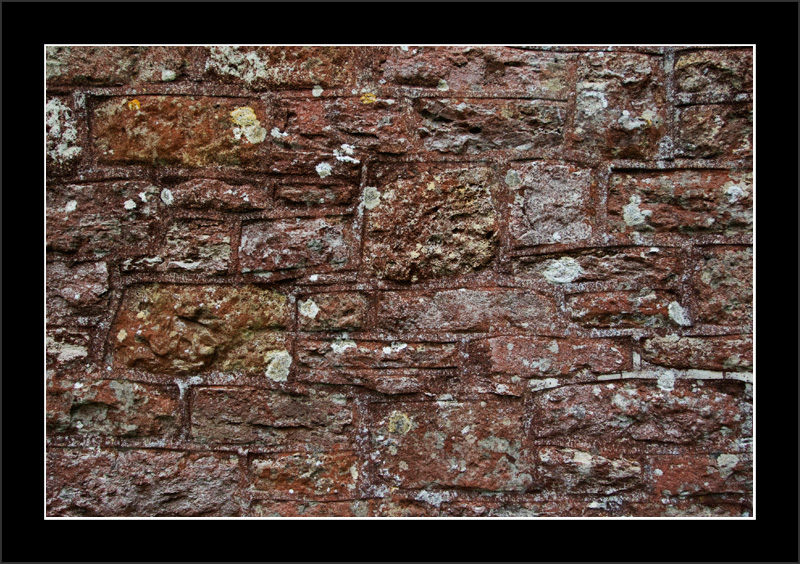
[{"x1": 46, "y1": 45, "x2": 753, "y2": 519}]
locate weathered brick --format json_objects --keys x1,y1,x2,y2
[
  {"x1": 239, "y1": 216, "x2": 355, "y2": 275},
  {"x1": 381, "y1": 46, "x2": 572, "y2": 98},
  {"x1": 191, "y1": 387, "x2": 352, "y2": 447},
  {"x1": 276, "y1": 182, "x2": 357, "y2": 208},
  {"x1": 369, "y1": 400, "x2": 534, "y2": 491},
  {"x1": 297, "y1": 292, "x2": 369, "y2": 331},
  {"x1": 166, "y1": 178, "x2": 270, "y2": 211},
  {"x1": 122, "y1": 218, "x2": 231, "y2": 275},
  {"x1": 46, "y1": 181, "x2": 161, "y2": 257},
  {"x1": 515, "y1": 247, "x2": 681, "y2": 288},
  {"x1": 47, "y1": 378, "x2": 179, "y2": 438},
  {"x1": 506, "y1": 162, "x2": 595, "y2": 247},
  {"x1": 203, "y1": 46, "x2": 357, "y2": 89},
  {"x1": 111, "y1": 284, "x2": 290, "y2": 375},
  {"x1": 279, "y1": 97, "x2": 412, "y2": 154},
  {"x1": 641, "y1": 334, "x2": 753, "y2": 371},
  {"x1": 567, "y1": 290, "x2": 689, "y2": 328},
  {"x1": 535, "y1": 446, "x2": 642, "y2": 494},
  {"x1": 694, "y1": 246, "x2": 752, "y2": 326},
  {"x1": 378, "y1": 288, "x2": 563, "y2": 334},
  {"x1": 527, "y1": 380, "x2": 752, "y2": 453},
  {"x1": 46, "y1": 97, "x2": 82, "y2": 175},
  {"x1": 46, "y1": 448, "x2": 244, "y2": 516},
  {"x1": 250, "y1": 451, "x2": 359, "y2": 500},
  {"x1": 675, "y1": 49, "x2": 753, "y2": 97},
  {"x1": 363, "y1": 164, "x2": 499, "y2": 282},
  {"x1": 250, "y1": 496, "x2": 437, "y2": 517},
  {"x1": 93, "y1": 96, "x2": 271, "y2": 167},
  {"x1": 570, "y1": 52, "x2": 667, "y2": 159},
  {"x1": 47, "y1": 46, "x2": 142, "y2": 85},
  {"x1": 676, "y1": 104, "x2": 753, "y2": 159},
  {"x1": 46, "y1": 328, "x2": 91, "y2": 370},
  {"x1": 608, "y1": 169, "x2": 752, "y2": 234},
  {"x1": 46, "y1": 261, "x2": 109, "y2": 326},
  {"x1": 414, "y1": 98, "x2": 565, "y2": 154},
  {"x1": 646, "y1": 453, "x2": 752, "y2": 497}
]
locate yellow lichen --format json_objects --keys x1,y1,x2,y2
[
  {"x1": 360, "y1": 93, "x2": 378, "y2": 104},
  {"x1": 387, "y1": 411, "x2": 412, "y2": 434},
  {"x1": 127, "y1": 99, "x2": 141, "y2": 111},
  {"x1": 230, "y1": 106, "x2": 258, "y2": 127}
]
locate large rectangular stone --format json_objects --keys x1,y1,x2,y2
[
  {"x1": 250, "y1": 451, "x2": 359, "y2": 500},
  {"x1": 296, "y1": 339, "x2": 458, "y2": 371},
  {"x1": 676, "y1": 104, "x2": 753, "y2": 159},
  {"x1": 675, "y1": 49, "x2": 753, "y2": 97},
  {"x1": 46, "y1": 261, "x2": 109, "y2": 326},
  {"x1": 608, "y1": 169, "x2": 752, "y2": 235},
  {"x1": 641, "y1": 334, "x2": 752, "y2": 371},
  {"x1": 377, "y1": 288, "x2": 563, "y2": 334},
  {"x1": 567, "y1": 290, "x2": 689, "y2": 328},
  {"x1": 693, "y1": 246, "x2": 752, "y2": 327}
]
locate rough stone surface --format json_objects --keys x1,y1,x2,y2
[
  {"x1": 641, "y1": 334, "x2": 753, "y2": 371},
  {"x1": 46, "y1": 97, "x2": 82, "y2": 175},
  {"x1": 676, "y1": 104, "x2": 753, "y2": 159},
  {"x1": 567, "y1": 289, "x2": 687, "y2": 328},
  {"x1": 46, "y1": 261, "x2": 109, "y2": 326},
  {"x1": 694, "y1": 246, "x2": 753, "y2": 326},
  {"x1": 297, "y1": 292, "x2": 369, "y2": 331},
  {"x1": 250, "y1": 451, "x2": 359, "y2": 500},
  {"x1": 363, "y1": 164, "x2": 499, "y2": 281},
  {"x1": 675, "y1": 49, "x2": 753, "y2": 97},
  {"x1": 167, "y1": 178, "x2": 270, "y2": 211},
  {"x1": 111, "y1": 284, "x2": 289, "y2": 375},
  {"x1": 506, "y1": 162, "x2": 595, "y2": 247},
  {"x1": 609, "y1": 169, "x2": 753, "y2": 234}
]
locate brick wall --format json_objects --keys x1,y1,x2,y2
[{"x1": 46, "y1": 45, "x2": 753, "y2": 518}]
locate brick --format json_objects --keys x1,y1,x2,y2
[
  {"x1": 250, "y1": 451, "x2": 359, "y2": 500},
  {"x1": 567, "y1": 289, "x2": 688, "y2": 328},
  {"x1": 111, "y1": 284, "x2": 290, "y2": 375},
  {"x1": 296, "y1": 339, "x2": 458, "y2": 370},
  {"x1": 641, "y1": 334, "x2": 753, "y2": 371},
  {"x1": 479, "y1": 336, "x2": 631, "y2": 378},
  {"x1": 279, "y1": 97, "x2": 412, "y2": 154},
  {"x1": 167, "y1": 178, "x2": 270, "y2": 211},
  {"x1": 535, "y1": 446, "x2": 642, "y2": 494},
  {"x1": 123, "y1": 218, "x2": 231, "y2": 275},
  {"x1": 608, "y1": 169, "x2": 752, "y2": 234},
  {"x1": 378, "y1": 288, "x2": 563, "y2": 334},
  {"x1": 368, "y1": 400, "x2": 534, "y2": 491},
  {"x1": 646, "y1": 453, "x2": 752, "y2": 497},
  {"x1": 694, "y1": 246, "x2": 752, "y2": 326},
  {"x1": 506, "y1": 162, "x2": 595, "y2": 247},
  {"x1": 515, "y1": 246, "x2": 681, "y2": 288},
  {"x1": 46, "y1": 328, "x2": 91, "y2": 370},
  {"x1": 239, "y1": 216, "x2": 355, "y2": 275},
  {"x1": 527, "y1": 380, "x2": 752, "y2": 454},
  {"x1": 297, "y1": 292, "x2": 369, "y2": 331},
  {"x1": 46, "y1": 448, "x2": 244, "y2": 516},
  {"x1": 191, "y1": 387, "x2": 352, "y2": 448},
  {"x1": 569, "y1": 52, "x2": 667, "y2": 159},
  {"x1": 46, "y1": 181, "x2": 161, "y2": 257},
  {"x1": 203, "y1": 46, "x2": 357, "y2": 89},
  {"x1": 46, "y1": 261, "x2": 109, "y2": 326},
  {"x1": 46, "y1": 98, "x2": 82, "y2": 175},
  {"x1": 381, "y1": 46, "x2": 572, "y2": 98},
  {"x1": 414, "y1": 98, "x2": 565, "y2": 154},
  {"x1": 92, "y1": 96, "x2": 271, "y2": 167},
  {"x1": 676, "y1": 104, "x2": 753, "y2": 159},
  {"x1": 46, "y1": 46, "x2": 142, "y2": 85},
  {"x1": 675, "y1": 49, "x2": 753, "y2": 97},
  {"x1": 363, "y1": 163, "x2": 499, "y2": 281},
  {"x1": 46, "y1": 378, "x2": 179, "y2": 438}
]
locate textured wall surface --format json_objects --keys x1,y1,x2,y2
[{"x1": 46, "y1": 45, "x2": 753, "y2": 518}]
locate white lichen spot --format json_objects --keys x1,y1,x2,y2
[
  {"x1": 312, "y1": 85, "x2": 324, "y2": 97},
  {"x1": 542, "y1": 257, "x2": 584, "y2": 284},
  {"x1": 264, "y1": 349, "x2": 292, "y2": 382},
  {"x1": 716, "y1": 454, "x2": 739, "y2": 478},
  {"x1": 622, "y1": 194, "x2": 652, "y2": 226},
  {"x1": 315, "y1": 162, "x2": 333, "y2": 178},
  {"x1": 382, "y1": 342, "x2": 407, "y2": 355},
  {"x1": 529, "y1": 378, "x2": 559, "y2": 391},
  {"x1": 668, "y1": 301, "x2": 692, "y2": 327},
  {"x1": 577, "y1": 88, "x2": 608, "y2": 116},
  {"x1": 271, "y1": 127, "x2": 289, "y2": 140},
  {"x1": 309, "y1": 274, "x2": 319, "y2": 282},
  {"x1": 64, "y1": 200, "x2": 78, "y2": 213},
  {"x1": 331, "y1": 339, "x2": 357, "y2": 354},
  {"x1": 299, "y1": 298, "x2": 320, "y2": 319},
  {"x1": 548, "y1": 340, "x2": 559, "y2": 354},
  {"x1": 333, "y1": 144, "x2": 360, "y2": 164},
  {"x1": 657, "y1": 370, "x2": 676, "y2": 392},
  {"x1": 349, "y1": 464, "x2": 359, "y2": 481},
  {"x1": 161, "y1": 69, "x2": 177, "y2": 82},
  {"x1": 116, "y1": 329, "x2": 128, "y2": 343},
  {"x1": 724, "y1": 183, "x2": 747, "y2": 204},
  {"x1": 46, "y1": 98, "x2": 82, "y2": 164},
  {"x1": 160, "y1": 188, "x2": 174, "y2": 205},
  {"x1": 505, "y1": 169, "x2": 521, "y2": 188},
  {"x1": 436, "y1": 79, "x2": 449, "y2": 91},
  {"x1": 363, "y1": 186, "x2": 381, "y2": 210},
  {"x1": 387, "y1": 411, "x2": 412, "y2": 434},
  {"x1": 124, "y1": 199, "x2": 137, "y2": 210},
  {"x1": 230, "y1": 106, "x2": 267, "y2": 144}
]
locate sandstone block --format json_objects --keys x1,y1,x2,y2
[
  {"x1": 46, "y1": 97, "x2": 82, "y2": 175},
  {"x1": 646, "y1": 452, "x2": 752, "y2": 497},
  {"x1": 641, "y1": 334, "x2": 752, "y2": 371},
  {"x1": 694, "y1": 246, "x2": 752, "y2": 326},
  {"x1": 250, "y1": 451, "x2": 359, "y2": 499},
  {"x1": 676, "y1": 104, "x2": 752, "y2": 159},
  {"x1": 297, "y1": 292, "x2": 369, "y2": 331},
  {"x1": 535, "y1": 446, "x2": 642, "y2": 494},
  {"x1": 166, "y1": 178, "x2": 269, "y2": 211},
  {"x1": 567, "y1": 290, "x2": 688, "y2": 328},
  {"x1": 675, "y1": 49, "x2": 753, "y2": 97},
  {"x1": 46, "y1": 261, "x2": 109, "y2": 326}
]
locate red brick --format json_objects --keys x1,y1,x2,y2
[
  {"x1": 378, "y1": 288, "x2": 563, "y2": 334},
  {"x1": 368, "y1": 400, "x2": 533, "y2": 491},
  {"x1": 46, "y1": 448, "x2": 244, "y2": 516},
  {"x1": 250, "y1": 451, "x2": 359, "y2": 500},
  {"x1": 641, "y1": 334, "x2": 752, "y2": 371},
  {"x1": 297, "y1": 292, "x2": 369, "y2": 331},
  {"x1": 92, "y1": 96, "x2": 271, "y2": 167},
  {"x1": 239, "y1": 216, "x2": 355, "y2": 275},
  {"x1": 694, "y1": 246, "x2": 752, "y2": 326},
  {"x1": 111, "y1": 284, "x2": 289, "y2": 375},
  {"x1": 609, "y1": 169, "x2": 752, "y2": 235},
  {"x1": 191, "y1": 387, "x2": 352, "y2": 448},
  {"x1": 363, "y1": 163, "x2": 499, "y2": 282},
  {"x1": 567, "y1": 289, "x2": 687, "y2": 328},
  {"x1": 676, "y1": 104, "x2": 752, "y2": 159}
]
